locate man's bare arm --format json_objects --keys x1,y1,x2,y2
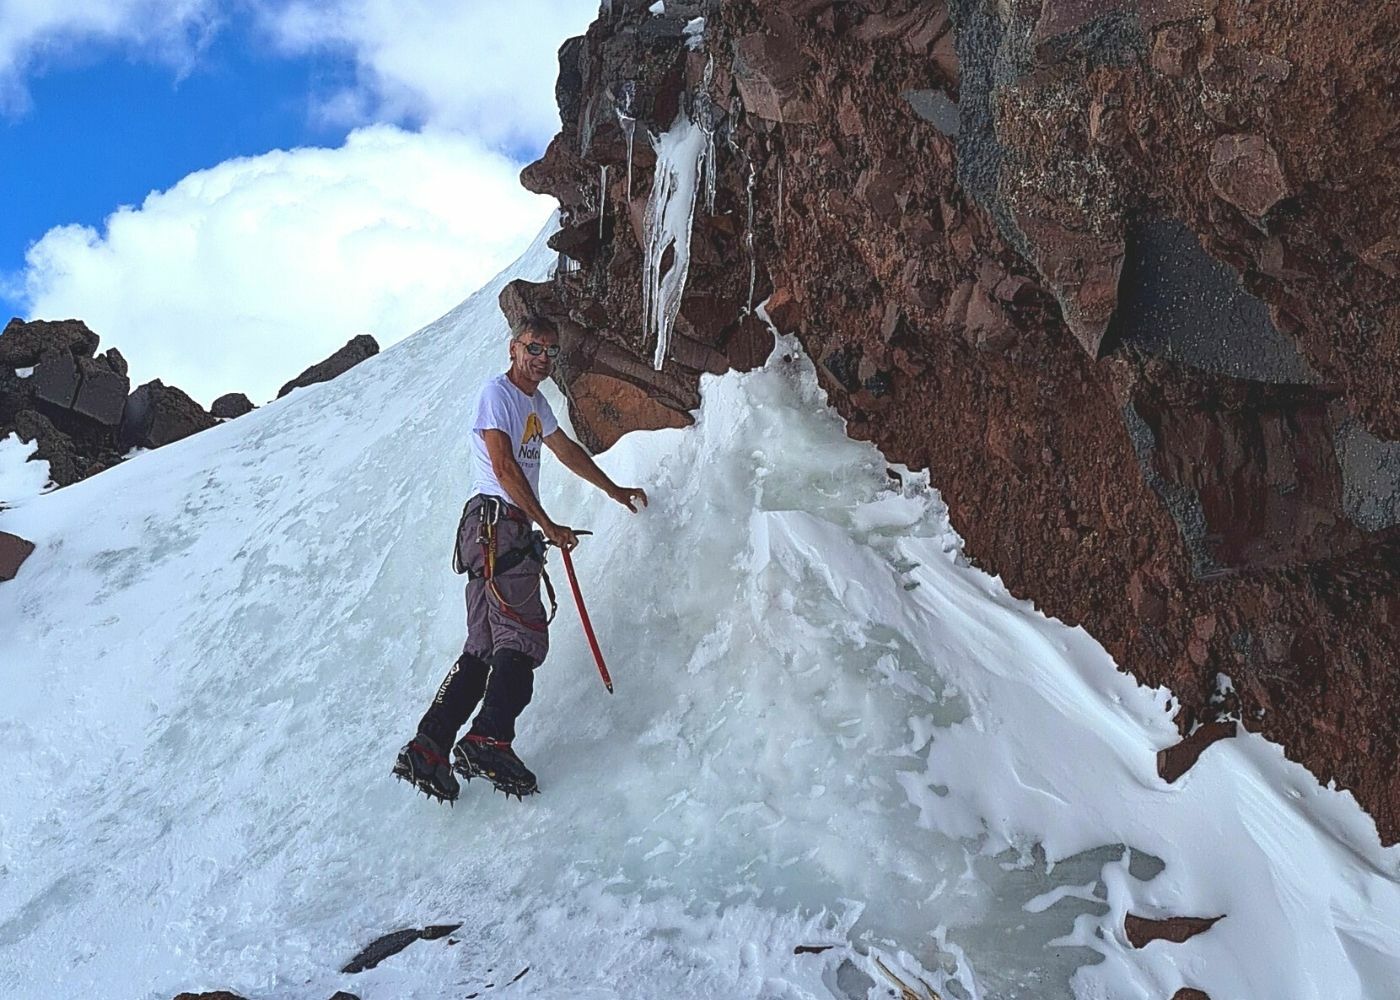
[
  {"x1": 482, "y1": 429, "x2": 577, "y2": 548},
  {"x1": 544, "y1": 429, "x2": 649, "y2": 512}
]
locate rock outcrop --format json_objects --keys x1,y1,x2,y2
[
  {"x1": 1, "y1": 321, "x2": 378, "y2": 492},
  {"x1": 277, "y1": 334, "x2": 380, "y2": 399},
  {"x1": 0, "y1": 530, "x2": 35, "y2": 581},
  {"x1": 512, "y1": 1, "x2": 1400, "y2": 839}
]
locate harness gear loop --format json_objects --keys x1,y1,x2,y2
[{"x1": 467, "y1": 495, "x2": 557, "y2": 629}]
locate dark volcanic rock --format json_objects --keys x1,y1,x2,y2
[
  {"x1": 211, "y1": 393, "x2": 256, "y2": 419},
  {"x1": 32, "y1": 351, "x2": 81, "y2": 410},
  {"x1": 342, "y1": 923, "x2": 462, "y2": 974},
  {"x1": 277, "y1": 334, "x2": 379, "y2": 399},
  {"x1": 0, "y1": 317, "x2": 99, "y2": 367},
  {"x1": 12, "y1": 409, "x2": 83, "y2": 486},
  {"x1": 73, "y1": 356, "x2": 130, "y2": 426},
  {"x1": 119, "y1": 380, "x2": 218, "y2": 450},
  {"x1": 513, "y1": 0, "x2": 1400, "y2": 841},
  {"x1": 0, "y1": 531, "x2": 35, "y2": 582}
]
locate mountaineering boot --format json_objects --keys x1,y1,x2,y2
[
  {"x1": 453, "y1": 734, "x2": 539, "y2": 797},
  {"x1": 392, "y1": 733, "x2": 460, "y2": 803}
]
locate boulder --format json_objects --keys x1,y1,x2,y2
[
  {"x1": 72, "y1": 357, "x2": 130, "y2": 426},
  {"x1": 0, "y1": 531, "x2": 35, "y2": 581},
  {"x1": 119, "y1": 380, "x2": 217, "y2": 450},
  {"x1": 277, "y1": 335, "x2": 380, "y2": 399},
  {"x1": 0, "y1": 318, "x2": 99, "y2": 368},
  {"x1": 732, "y1": 13, "x2": 816, "y2": 124},
  {"x1": 31, "y1": 351, "x2": 81, "y2": 410},
  {"x1": 98, "y1": 347, "x2": 129, "y2": 377},
  {"x1": 211, "y1": 393, "x2": 256, "y2": 419},
  {"x1": 1208, "y1": 135, "x2": 1289, "y2": 218}
]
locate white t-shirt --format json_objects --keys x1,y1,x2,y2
[{"x1": 471, "y1": 373, "x2": 559, "y2": 505}]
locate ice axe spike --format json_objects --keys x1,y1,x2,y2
[{"x1": 557, "y1": 533, "x2": 614, "y2": 694}]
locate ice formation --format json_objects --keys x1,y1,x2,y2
[
  {"x1": 598, "y1": 164, "x2": 609, "y2": 239},
  {"x1": 683, "y1": 16, "x2": 706, "y2": 51},
  {"x1": 3, "y1": 222, "x2": 1400, "y2": 1000},
  {"x1": 742, "y1": 162, "x2": 758, "y2": 316},
  {"x1": 642, "y1": 111, "x2": 707, "y2": 370}
]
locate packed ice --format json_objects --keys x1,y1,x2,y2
[{"x1": 2, "y1": 222, "x2": 1399, "y2": 1000}]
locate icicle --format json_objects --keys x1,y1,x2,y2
[
  {"x1": 641, "y1": 112, "x2": 707, "y2": 370},
  {"x1": 697, "y1": 57, "x2": 719, "y2": 215},
  {"x1": 616, "y1": 110, "x2": 636, "y2": 204},
  {"x1": 598, "y1": 164, "x2": 609, "y2": 240},
  {"x1": 742, "y1": 162, "x2": 758, "y2": 316},
  {"x1": 777, "y1": 159, "x2": 785, "y2": 231},
  {"x1": 616, "y1": 81, "x2": 638, "y2": 205}
]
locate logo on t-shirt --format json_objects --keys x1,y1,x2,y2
[{"x1": 519, "y1": 411, "x2": 544, "y2": 462}]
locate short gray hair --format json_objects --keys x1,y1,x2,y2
[{"x1": 510, "y1": 315, "x2": 558, "y2": 341}]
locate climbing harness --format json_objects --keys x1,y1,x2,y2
[
  {"x1": 450, "y1": 495, "x2": 613, "y2": 692},
  {"x1": 453, "y1": 495, "x2": 557, "y2": 630}
]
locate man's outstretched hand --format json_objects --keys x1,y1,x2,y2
[{"x1": 609, "y1": 486, "x2": 649, "y2": 513}]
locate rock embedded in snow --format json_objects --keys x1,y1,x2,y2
[
  {"x1": 1158, "y1": 720, "x2": 1238, "y2": 783},
  {"x1": 1125, "y1": 913, "x2": 1223, "y2": 948},
  {"x1": 0, "y1": 530, "x2": 35, "y2": 581},
  {"x1": 277, "y1": 334, "x2": 380, "y2": 399},
  {"x1": 341, "y1": 923, "x2": 462, "y2": 974}
]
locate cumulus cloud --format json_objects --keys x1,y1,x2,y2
[
  {"x1": 18, "y1": 125, "x2": 554, "y2": 405},
  {"x1": 0, "y1": 0, "x2": 220, "y2": 114},
  {"x1": 256, "y1": 0, "x2": 598, "y2": 149}
]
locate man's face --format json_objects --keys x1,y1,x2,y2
[{"x1": 510, "y1": 330, "x2": 560, "y2": 382}]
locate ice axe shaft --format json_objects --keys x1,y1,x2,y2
[{"x1": 559, "y1": 544, "x2": 613, "y2": 694}]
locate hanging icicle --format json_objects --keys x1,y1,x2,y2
[
  {"x1": 742, "y1": 162, "x2": 758, "y2": 317},
  {"x1": 599, "y1": 164, "x2": 609, "y2": 240},
  {"x1": 641, "y1": 112, "x2": 707, "y2": 370}
]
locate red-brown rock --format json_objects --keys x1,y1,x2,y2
[
  {"x1": 0, "y1": 531, "x2": 35, "y2": 582},
  {"x1": 1208, "y1": 135, "x2": 1289, "y2": 218},
  {"x1": 1126, "y1": 913, "x2": 1222, "y2": 947},
  {"x1": 1158, "y1": 720, "x2": 1237, "y2": 783}
]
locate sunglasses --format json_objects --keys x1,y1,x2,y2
[{"x1": 518, "y1": 342, "x2": 561, "y2": 358}]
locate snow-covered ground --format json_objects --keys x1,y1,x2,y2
[{"x1": 2, "y1": 226, "x2": 1399, "y2": 1000}]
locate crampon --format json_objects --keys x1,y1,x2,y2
[
  {"x1": 392, "y1": 734, "x2": 460, "y2": 804},
  {"x1": 453, "y1": 734, "x2": 539, "y2": 799}
]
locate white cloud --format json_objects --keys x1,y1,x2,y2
[
  {"x1": 0, "y1": 0, "x2": 220, "y2": 114},
  {"x1": 256, "y1": 0, "x2": 599, "y2": 149},
  {"x1": 18, "y1": 125, "x2": 555, "y2": 406}
]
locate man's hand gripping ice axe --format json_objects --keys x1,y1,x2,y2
[{"x1": 548, "y1": 530, "x2": 614, "y2": 694}]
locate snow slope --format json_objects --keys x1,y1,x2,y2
[{"x1": 2, "y1": 224, "x2": 1399, "y2": 1000}]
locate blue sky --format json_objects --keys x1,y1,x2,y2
[
  {"x1": 0, "y1": 1, "x2": 592, "y2": 403},
  {"x1": 1, "y1": 28, "x2": 358, "y2": 318}
]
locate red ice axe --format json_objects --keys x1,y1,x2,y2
[{"x1": 558, "y1": 539, "x2": 614, "y2": 694}]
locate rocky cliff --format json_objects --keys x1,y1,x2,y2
[{"x1": 510, "y1": 0, "x2": 1400, "y2": 839}]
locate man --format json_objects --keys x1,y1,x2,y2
[{"x1": 393, "y1": 315, "x2": 648, "y2": 801}]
